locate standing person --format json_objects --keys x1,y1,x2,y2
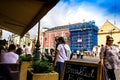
[
  {"x1": 16, "y1": 44, "x2": 23, "y2": 56},
  {"x1": 0, "y1": 44, "x2": 19, "y2": 63},
  {"x1": 76, "y1": 50, "x2": 80, "y2": 59},
  {"x1": 53, "y1": 37, "x2": 71, "y2": 80},
  {"x1": 99, "y1": 36, "x2": 120, "y2": 80},
  {"x1": 80, "y1": 50, "x2": 84, "y2": 59},
  {"x1": 21, "y1": 45, "x2": 26, "y2": 56},
  {"x1": 25, "y1": 43, "x2": 32, "y2": 56}
]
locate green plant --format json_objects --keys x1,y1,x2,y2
[
  {"x1": 32, "y1": 60, "x2": 53, "y2": 73},
  {"x1": 19, "y1": 55, "x2": 32, "y2": 62}
]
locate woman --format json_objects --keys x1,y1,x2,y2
[
  {"x1": 100, "y1": 36, "x2": 120, "y2": 80},
  {"x1": 53, "y1": 37, "x2": 71, "y2": 80}
]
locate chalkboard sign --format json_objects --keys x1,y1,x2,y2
[{"x1": 61, "y1": 61, "x2": 102, "y2": 80}]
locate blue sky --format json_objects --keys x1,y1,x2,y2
[{"x1": 3, "y1": 0, "x2": 120, "y2": 39}]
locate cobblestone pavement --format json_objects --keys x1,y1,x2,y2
[{"x1": 71, "y1": 55, "x2": 120, "y2": 80}]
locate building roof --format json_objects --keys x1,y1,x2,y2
[
  {"x1": 46, "y1": 25, "x2": 69, "y2": 31},
  {"x1": 46, "y1": 21, "x2": 98, "y2": 32},
  {"x1": 0, "y1": 0, "x2": 59, "y2": 37},
  {"x1": 69, "y1": 21, "x2": 98, "y2": 31},
  {"x1": 98, "y1": 20, "x2": 120, "y2": 34}
]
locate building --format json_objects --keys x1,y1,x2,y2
[
  {"x1": 8, "y1": 32, "x2": 32, "y2": 48},
  {"x1": 33, "y1": 27, "x2": 48, "y2": 52},
  {"x1": 69, "y1": 21, "x2": 98, "y2": 52},
  {"x1": 43, "y1": 25, "x2": 70, "y2": 52},
  {"x1": 98, "y1": 20, "x2": 120, "y2": 48}
]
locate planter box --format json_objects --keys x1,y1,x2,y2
[
  {"x1": 20, "y1": 61, "x2": 32, "y2": 80},
  {"x1": 27, "y1": 70, "x2": 58, "y2": 80}
]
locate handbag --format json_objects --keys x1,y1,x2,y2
[
  {"x1": 58, "y1": 45, "x2": 67, "y2": 60},
  {"x1": 62, "y1": 44, "x2": 71, "y2": 60},
  {"x1": 104, "y1": 61, "x2": 113, "y2": 69}
]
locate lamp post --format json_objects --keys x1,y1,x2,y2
[{"x1": 33, "y1": 21, "x2": 40, "y2": 61}]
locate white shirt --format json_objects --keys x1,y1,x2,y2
[
  {"x1": 76, "y1": 50, "x2": 79, "y2": 55},
  {"x1": 0, "y1": 52, "x2": 19, "y2": 63},
  {"x1": 57, "y1": 44, "x2": 71, "y2": 62},
  {"x1": 100, "y1": 46, "x2": 120, "y2": 69},
  {"x1": 25, "y1": 46, "x2": 32, "y2": 54}
]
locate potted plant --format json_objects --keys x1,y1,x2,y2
[
  {"x1": 32, "y1": 60, "x2": 53, "y2": 73},
  {"x1": 26, "y1": 39, "x2": 58, "y2": 80},
  {"x1": 19, "y1": 55, "x2": 32, "y2": 62},
  {"x1": 27, "y1": 60, "x2": 58, "y2": 80}
]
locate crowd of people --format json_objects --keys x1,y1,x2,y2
[
  {"x1": 0, "y1": 43, "x2": 32, "y2": 63},
  {"x1": 1, "y1": 35, "x2": 120, "y2": 80},
  {"x1": 0, "y1": 42, "x2": 33, "y2": 80},
  {"x1": 0, "y1": 36, "x2": 72, "y2": 80}
]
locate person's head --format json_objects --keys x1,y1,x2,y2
[
  {"x1": 106, "y1": 36, "x2": 114, "y2": 45},
  {"x1": 28, "y1": 43, "x2": 30, "y2": 46},
  {"x1": 101, "y1": 44, "x2": 104, "y2": 47},
  {"x1": 58, "y1": 37, "x2": 65, "y2": 44},
  {"x1": 23, "y1": 45, "x2": 26, "y2": 48},
  {"x1": 8, "y1": 44, "x2": 16, "y2": 52},
  {"x1": 16, "y1": 44, "x2": 20, "y2": 48}
]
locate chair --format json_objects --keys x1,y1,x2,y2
[{"x1": 0, "y1": 63, "x2": 20, "y2": 80}]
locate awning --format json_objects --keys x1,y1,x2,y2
[{"x1": 0, "y1": 0, "x2": 59, "y2": 37}]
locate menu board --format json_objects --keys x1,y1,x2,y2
[{"x1": 61, "y1": 61, "x2": 102, "y2": 80}]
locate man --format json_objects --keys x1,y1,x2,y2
[
  {"x1": 0, "y1": 44, "x2": 19, "y2": 63},
  {"x1": 0, "y1": 44, "x2": 19, "y2": 80},
  {"x1": 25, "y1": 43, "x2": 32, "y2": 55}
]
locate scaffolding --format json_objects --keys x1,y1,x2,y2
[{"x1": 69, "y1": 21, "x2": 98, "y2": 52}]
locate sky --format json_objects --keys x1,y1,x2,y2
[{"x1": 3, "y1": 0, "x2": 120, "y2": 39}]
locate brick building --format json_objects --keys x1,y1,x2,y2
[{"x1": 43, "y1": 25, "x2": 70, "y2": 52}]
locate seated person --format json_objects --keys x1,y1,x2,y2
[
  {"x1": 0, "y1": 44, "x2": 19, "y2": 80},
  {"x1": 0, "y1": 44, "x2": 19, "y2": 63}
]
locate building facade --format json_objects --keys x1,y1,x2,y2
[
  {"x1": 98, "y1": 20, "x2": 120, "y2": 48},
  {"x1": 8, "y1": 32, "x2": 32, "y2": 48},
  {"x1": 43, "y1": 25, "x2": 70, "y2": 52},
  {"x1": 33, "y1": 27, "x2": 48, "y2": 52},
  {"x1": 69, "y1": 21, "x2": 98, "y2": 52}
]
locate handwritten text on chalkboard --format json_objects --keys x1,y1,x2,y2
[{"x1": 63, "y1": 62, "x2": 98, "y2": 80}]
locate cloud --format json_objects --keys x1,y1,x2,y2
[
  {"x1": 29, "y1": 0, "x2": 120, "y2": 38},
  {"x1": 40, "y1": 0, "x2": 116, "y2": 28},
  {"x1": 3, "y1": 0, "x2": 120, "y2": 39}
]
